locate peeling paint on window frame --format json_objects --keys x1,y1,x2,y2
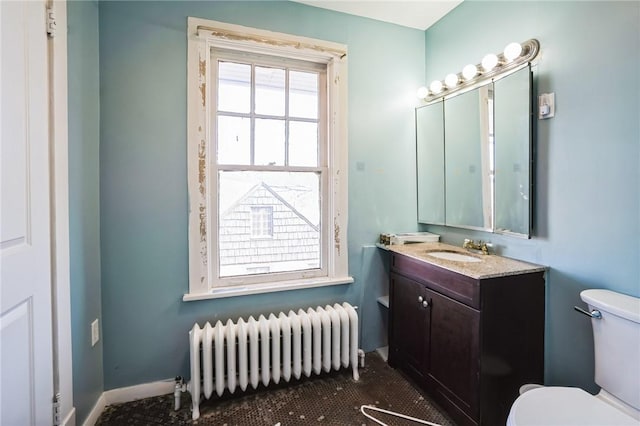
[{"x1": 185, "y1": 17, "x2": 351, "y2": 300}]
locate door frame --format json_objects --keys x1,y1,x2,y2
[{"x1": 49, "y1": 0, "x2": 75, "y2": 424}]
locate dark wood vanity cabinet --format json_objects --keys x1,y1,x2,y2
[{"x1": 388, "y1": 252, "x2": 545, "y2": 426}]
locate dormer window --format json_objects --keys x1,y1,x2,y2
[{"x1": 251, "y1": 206, "x2": 273, "y2": 238}]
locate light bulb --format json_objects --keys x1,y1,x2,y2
[
  {"x1": 481, "y1": 53, "x2": 498, "y2": 72},
  {"x1": 416, "y1": 86, "x2": 429, "y2": 99},
  {"x1": 444, "y1": 73, "x2": 459, "y2": 89},
  {"x1": 429, "y1": 80, "x2": 443, "y2": 94},
  {"x1": 462, "y1": 64, "x2": 477, "y2": 81},
  {"x1": 504, "y1": 42, "x2": 522, "y2": 62}
]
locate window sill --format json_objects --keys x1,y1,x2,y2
[{"x1": 182, "y1": 276, "x2": 354, "y2": 302}]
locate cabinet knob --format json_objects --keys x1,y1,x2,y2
[
  {"x1": 418, "y1": 296, "x2": 423, "y2": 303},
  {"x1": 422, "y1": 300, "x2": 429, "y2": 308}
]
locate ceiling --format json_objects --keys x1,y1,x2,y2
[{"x1": 292, "y1": 0, "x2": 463, "y2": 31}]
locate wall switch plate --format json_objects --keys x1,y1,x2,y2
[
  {"x1": 91, "y1": 319, "x2": 99, "y2": 346},
  {"x1": 538, "y1": 92, "x2": 555, "y2": 119}
]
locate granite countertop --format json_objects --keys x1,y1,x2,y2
[{"x1": 384, "y1": 242, "x2": 546, "y2": 280}]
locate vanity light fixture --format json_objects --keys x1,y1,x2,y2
[
  {"x1": 462, "y1": 64, "x2": 477, "y2": 81},
  {"x1": 429, "y1": 80, "x2": 443, "y2": 94},
  {"x1": 417, "y1": 39, "x2": 540, "y2": 102},
  {"x1": 444, "y1": 73, "x2": 459, "y2": 89},
  {"x1": 504, "y1": 42, "x2": 523, "y2": 62},
  {"x1": 481, "y1": 53, "x2": 499, "y2": 72}
]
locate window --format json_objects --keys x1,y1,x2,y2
[
  {"x1": 185, "y1": 18, "x2": 352, "y2": 300},
  {"x1": 250, "y1": 207, "x2": 273, "y2": 239}
]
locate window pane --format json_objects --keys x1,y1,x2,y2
[
  {"x1": 219, "y1": 171, "x2": 321, "y2": 277},
  {"x1": 255, "y1": 118, "x2": 285, "y2": 166},
  {"x1": 290, "y1": 71, "x2": 318, "y2": 119},
  {"x1": 217, "y1": 116, "x2": 250, "y2": 165},
  {"x1": 251, "y1": 206, "x2": 273, "y2": 238},
  {"x1": 255, "y1": 66, "x2": 285, "y2": 116},
  {"x1": 218, "y1": 62, "x2": 250, "y2": 113},
  {"x1": 289, "y1": 121, "x2": 318, "y2": 167}
]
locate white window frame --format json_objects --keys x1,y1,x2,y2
[{"x1": 185, "y1": 17, "x2": 351, "y2": 301}]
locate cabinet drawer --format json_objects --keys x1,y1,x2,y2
[{"x1": 391, "y1": 253, "x2": 480, "y2": 309}]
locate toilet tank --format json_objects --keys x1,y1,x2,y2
[{"x1": 581, "y1": 289, "x2": 640, "y2": 411}]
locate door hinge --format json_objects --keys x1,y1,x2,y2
[
  {"x1": 46, "y1": 7, "x2": 57, "y2": 38},
  {"x1": 53, "y1": 393, "x2": 61, "y2": 426}
]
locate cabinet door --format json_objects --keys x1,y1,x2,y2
[
  {"x1": 427, "y1": 288, "x2": 480, "y2": 417},
  {"x1": 389, "y1": 272, "x2": 430, "y2": 377}
]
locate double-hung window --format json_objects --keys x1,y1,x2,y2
[{"x1": 185, "y1": 18, "x2": 351, "y2": 300}]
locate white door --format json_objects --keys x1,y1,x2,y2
[{"x1": 1, "y1": 1, "x2": 54, "y2": 425}]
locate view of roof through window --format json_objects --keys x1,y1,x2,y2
[{"x1": 216, "y1": 59, "x2": 323, "y2": 278}]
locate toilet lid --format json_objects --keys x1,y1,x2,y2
[{"x1": 507, "y1": 387, "x2": 639, "y2": 426}]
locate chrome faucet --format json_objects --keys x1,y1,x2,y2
[{"x1": 463, "y1": 238, "x2": 491, "y2": 255}]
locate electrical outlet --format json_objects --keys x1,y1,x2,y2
[{"x1": 91, "y1": 319, "x2": 99, "y2": 346}]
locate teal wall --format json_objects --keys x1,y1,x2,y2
[
  {"x1": 70, "y1": 1, "x2": 639, "y2": 416},
  {"x1": 98, "y1": 1, "x2": 423, "y2": 390},
  {"x1": 67, "y1": 0, "x2": 104, "y2": 422},
  {"x1": 423, "y1": 1, "x2": 640, "y2": 392}
]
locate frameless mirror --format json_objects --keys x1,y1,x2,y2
[
  {"x1": 444, "y1": 85, "x2": 493, "y2": 231},
  {"x1": 494, "y1": 67, "x2": 531, "y2": 236},
  {"x1": 416, "y1": 101, "x2": 445, "y2": 224},
  {"x1": 416, "y1": 65, "x2": 532, "y2": 238}
]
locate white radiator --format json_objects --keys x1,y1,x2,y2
[{"x1": 188, "y1": 302, "x2": 360, "y2": 420}]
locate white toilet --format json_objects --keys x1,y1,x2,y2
[{"x1": 507, "y1": 289, "x2": 640, "y2": 425}]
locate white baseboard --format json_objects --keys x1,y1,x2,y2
[
  {"x1": 103, "y1": 379, "x2": 176, "y2": 405},
  {"x1": 82, "y1": 394, "x2": 106, "y2": 426},
  {"x1": 62, "y1": 407, "x2": 76, "y2": 426},
  {"x1": 376, "y1": 346, "x2": 389, "y2": 362},
  {"x1": 81, "y1": 379, "x2": 177, "y2": 426}
]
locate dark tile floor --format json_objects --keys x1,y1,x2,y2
[{"x1": 97, "y1": 352, "x2": 456, "y2": 425}]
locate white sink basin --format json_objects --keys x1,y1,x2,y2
[{"x1": 426, "y1": 251, "x2": 482, "y2": 263}]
